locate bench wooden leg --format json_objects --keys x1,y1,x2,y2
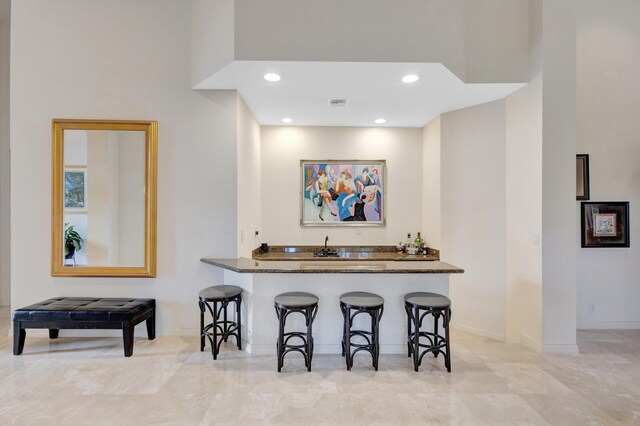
[
  {"x1": 122, "y1": 322, "x2": 134, "y2": 357},
  {"x1": 13, "y1": 322, "x2": 26, "y2": 355},
  {"x1": 49, "y1": 329, "x2": 59, "y2": 339},
  {"x1": 146, "y1": 309, "x2": 156, "y2": 340}
]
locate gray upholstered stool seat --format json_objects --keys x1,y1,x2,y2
[
  {"x1": 199, "y1": 285, "x2": 242, "y2": 301},
  {"x1": 340, "y1": 291, "x2": 384, "y2": 371},
  {"x1": 275, "y1": 292, "x2": 319, "y2": 309},
  {"x1": 404, "y1": 292, "x2": 451, "y2": 308},
  {"x1": 404, "y1": 291, "x2": 452, "y2": 372},
  {"x1": 199, "y1": 285, "x2": 242, "y2": 360},
  {"x1": 274, "y1": 292, "x2": 319, "y2": 372}
]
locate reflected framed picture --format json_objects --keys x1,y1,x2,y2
[
  {"x1": 300, "y1": 160, "x2": 386, "y2": 226},
  {"x1": 576, "y1": 154, "x2": 590, "y2": 200},
  {"x1": 581, "y1": 201, "x2": 629, "y2": 248},
  {"x1": 64, "y1": 167, "x2": 87, "y2": 211}
]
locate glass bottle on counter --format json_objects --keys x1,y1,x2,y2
[
  {"x1": 404, "y1": 233, "x2": 412, "y2": 253},
  {"x1": 414, "y1": 232, "x2": 423, "y2": 249}
]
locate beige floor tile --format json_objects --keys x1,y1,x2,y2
[
  {"x1": 2, "y1": 307, "x2": 640, "y2": 425},
  {"x1": 457, "y1": 393, "x2": 550, "y2": 425},
  {"x1": 485, "y1": 362, "x2": 574, "y2": 395},
  {"x1": 522, "y1": 393, "x2": 621, "y2": 426}
]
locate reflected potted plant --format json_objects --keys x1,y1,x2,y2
[{"x1": 64, "y1": 222, "x2": 84, "y2": 260}]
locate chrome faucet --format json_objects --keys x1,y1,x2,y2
[{"x1": 324, "y1": 235, "x2": 329, "y2": 252}]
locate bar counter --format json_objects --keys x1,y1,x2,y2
[
  {"x1": 200, "y1": 253, "x2": 463, "y2": 355},
  {"x1": 200, "y1": 257, "x2": 464, "y2": 274}
]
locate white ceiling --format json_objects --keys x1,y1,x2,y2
[{"x1": 196, "y1": 61, "x2": 526, "y2": 128}]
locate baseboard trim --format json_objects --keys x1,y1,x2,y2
[
  {"x1": 520, "y1": 332, "x2": 542, "y2": 353},
  {"x1": 541, "y1": 343, "x2": 579, "y2": 355},
  {"x1": 578, "y1": 321, "x2": 640, "y2": 330},
  {"x1": 451, "y1": 323, "x2": 504, "y2": 341}
]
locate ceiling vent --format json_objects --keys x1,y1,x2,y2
[{"x1": 328, "y1": 98, "x2": 349, "y2": 107}]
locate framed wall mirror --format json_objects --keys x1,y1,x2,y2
[{"x1": 51, "y1": 119, "x2": 157, "y2": 277}]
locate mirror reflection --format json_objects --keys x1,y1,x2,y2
[
  {"x1": 62, "y1": 129, "x2": 146, "y2": 267},
  {"x1": 52, "y1": 119, "x2": 156, "y2": 277}
]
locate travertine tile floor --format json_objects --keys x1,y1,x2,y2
[{"x1": 1, "y1": 306, "x2": 639, "y2": 425}]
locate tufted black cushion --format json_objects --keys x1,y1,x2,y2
[{"x1": 12, "y1": 297, "x2": 156, "y2": 322}]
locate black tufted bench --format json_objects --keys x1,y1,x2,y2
[{"x1": 12, "y1": 297, "x2": 156, "y2": 357}]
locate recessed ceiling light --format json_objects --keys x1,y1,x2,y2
[
  {"x1": 264, "y1": 73, "x2": 281, "y2": 82},
  {"x1": 374, "y1": 118, "x2": 386, "y2": 124},
  {"x1": 401, "y1": 74, "x2": 419, "y2": 83},
  {"x1": 281, "y1": 118, "x2": 293, "y2": 124}
]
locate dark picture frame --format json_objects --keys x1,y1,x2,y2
[
  {"x1": 576, "y1": 154, "x2": 590, "y2": 200},
  {"x1": 581, "y1": 201, "x2": 630, "y2": 248}
]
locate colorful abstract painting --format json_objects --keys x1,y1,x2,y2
[{"x1": 301, "y1": 160, "x2": 385, "y2": 226}]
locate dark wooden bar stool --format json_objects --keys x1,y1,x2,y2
[
  {"x1": 340, "y1": 291, "x2": 384, "y2": 371},
  {"x1": 199, "y1": 285, "x2": 242, "y2": 360},
  {"x1": 274, "y1": 292, "x2": 319, "y2": 372},
  {"x1": 404, "y1": 291, "x2": 452, "y2": 372}
]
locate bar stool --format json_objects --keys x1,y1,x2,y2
[
  {"x1": 404, "y1": 292, "x2": 452, "y2": 372},
  {"x1": 199, "y1": 285, "x2": 242, "y2": 360},
  {"x1": 340, "y1": 291, "x2": 384, "y2": 371},
  {"x1": 274, "y1": 292, "x2": 319, "y2": 372}
]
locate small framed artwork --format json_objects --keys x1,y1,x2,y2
[
  {"x1": 64, "y1": 167, "x2": 87, "y2": 211},
  {"x1": 576, "y1": 154, "x2": 590, "y2": 200},
  {"x1": 581, "y1": 201, "x2": 629, "y2": 248},
  {"x1": 301, "y1": 160, "x2": 385, "y2": 226}
]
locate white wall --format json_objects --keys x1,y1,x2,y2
[
  {"x1": 260, "y1": 126, "x2": 423, "y2": 246},
  {"x1": 540, "y1": 0, "x2": 577, "y2": 354},
  {"x1": 576, "y1": 0, "x2": 640, "y2": 329},
  {"x1": 440, "y1": 99, "x2": 507, "y2": 340},
  {"x1": 0, "y1": 10, "x2": 9, "y2": 306},
  {"x1": 422, "y1": 116, "x2": 441, "y2": 249},
  {"x1": 231, "y1": 0, "x2": 529, "y2": 84},
  {"x1": 505, "y1": 78, "x2": 543, "y2": 348},
  {"x1": 237, "y1": 94, "x2": 261, "y2": 257},
  {"x1": 504, "y1": 0, "x2": 543, "y2": 349},
  {"x1": 190, "y1": 0, "x2": 234, "y2": 87},
  {"x1": 11, "y1": 0, "x2": 239, "y2": 335}
]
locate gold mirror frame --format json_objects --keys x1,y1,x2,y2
[{"x1": 51, "y1": 119, "x2": 157, "y2": 277}]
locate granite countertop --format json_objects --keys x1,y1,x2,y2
[
  {"x1": 200, "y1": 257, "x2": 464, "y2": 274},
  {"x1": 252, "y1": 245, "x2": 440, "y2": 262}
]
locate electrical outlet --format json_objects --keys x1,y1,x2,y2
[
  {"x1": 240, "y1": 230, "x2": 245, "y2": 243},
  {"x1": 588, "y1": 303, "x2": 596, "y2": 314}
]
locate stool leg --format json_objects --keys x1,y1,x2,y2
[
  {"x1": 223, "y1": 300, "x2": 229, "y2": 342},
  {"x1": 306, "y1": 307, "x2": 313, "y2": 372},
  {"x1": 212, "y1": 301, "x2": 219, "y2": 360},
  {"x1": 49, "y1": 329, "x2": 59, "y2": 339},
  {"x1": 340, "y1": 304, "x2": 346, "y2": 357},
  {"x1": 236, "y1": 295, "x2": 242, "y2": 351},
  {"x1": 199, "y1": 300, "x2": 205, "y2": 352},
  {"x1": 372, "y1": 310, "x2": 379, "y2": 371},
  {"x1": 413, "y1": 306, "x2": 420, "y2": 372},
  {"x1": 433, "y1": 311, "x2": 440, "y2": 358},
  {"x1": 345, "y1": 307, "x2": 352, "y2": 370},
  {"x1": 445, "y1": 307, "x2": 452, "y2": 373},
  {"x1": 405, "y1": 304, "x2": 412, "y2": 358},
  {"x1": 276, "y1": 307, "x2": 285, "y2": 372}
]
